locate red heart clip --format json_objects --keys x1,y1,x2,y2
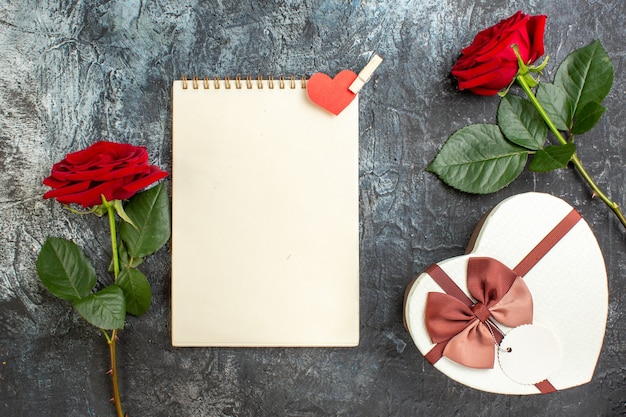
[{"x1": 307, "y1": 70, "x2": 358, "y2": 115}]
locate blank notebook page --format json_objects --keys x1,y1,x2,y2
[{"x1": 171, "y1": 78, "x2": 359, "y2": 347}]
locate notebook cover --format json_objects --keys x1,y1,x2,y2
[{"x1": 171, "y1": 79, "x2": 359, "y2": 347}]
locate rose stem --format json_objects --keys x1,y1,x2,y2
[
  {"x1": 102, "y1": 196, "x2": 127, "y2": 417},
  {"x1": 101, "y1": 329, "x2": 125, "y2": 417},
  {"x1": 516, "y1": 75, "x2": 626, "y2": 230}
]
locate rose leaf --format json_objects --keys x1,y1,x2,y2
[
  {"x1": 536, "y1": 83, "x2": 573, "y2": 131},
  {"x1": 497, "y1": 94, "x2": 547, "y2": 150},
  {"x1": 554, "y1": 40, "x2": 614, "y2": 123},
  {"x1": 427, "y1": 124, "x2": 529, "y2": 194},
  {"x1": 528, "y1": 143, "x2": 577, "y2": 172},
  {"x1": 120, "y1": 182, "x2": 171, "y2": 258},
  {"x1": 117, "y1": 268, "x2": 152, "y2": 316},
  {"x1": 72, "y1": 285, "x2": 126, "y2": 330},
  {"x1": 36, "y1": 237, "x2": 97, "y2": 301},
  {"x1": 109, "y1": 242, "x2": 143, "y2": 272},
  {"x1": 571, "y1": 101, "x2": 606, "y2": 135}
]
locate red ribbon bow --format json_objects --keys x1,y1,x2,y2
[{"x1": 425, "y1": 257, "x2": 533, "y2": 369}]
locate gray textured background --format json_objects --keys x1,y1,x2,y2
[{"x1": 1, "y1": 1, "x2": 625, "y2": 416}]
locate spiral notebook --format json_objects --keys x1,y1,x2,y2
[{"x1": 171, "y1": 75, "x2": 359, "y2": 347}]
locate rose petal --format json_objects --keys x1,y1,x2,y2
[
  {"x1": 43, "y1": 181, "x2": 91, "y2": 200},
  {"x1": 57, "y1": 178, "x2": 126, "y2": 207},
  {"x1": 526, "y1": 15, "x2": 547, "y2": 62},
  {"x1": 42, "y1": 141, "x2": 167, "y2": 207},
  {"x1": 121, "y1": 166, "x2": 169, "y2": 194}
]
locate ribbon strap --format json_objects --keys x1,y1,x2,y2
[{"x1": 514, "y1": 209, "x2": 581, "y2": 276}]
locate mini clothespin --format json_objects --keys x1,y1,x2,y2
[{"x1": 348, "y1": 54, "x2": 383, "y2": 94}]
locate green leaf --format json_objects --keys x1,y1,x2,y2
[
  {"x1": 554, "y1": 40, "x2": 614, "y2": 122},
  {"x1": 536, "y1": 83, "x2": 573, "y2": 131},
  {"x1": 72, "y1": 285, "x2": 126, "y2": 330},
  {"x1": 120, "y1": 183, "x2": 171, "y2": 258},
  {"x1": 130, "y1": 257, "x2": 143, "y2": 268},
  {"x1": 36, "y1": 237, "x2": 97, "y2": 301},
  {"x1": 571, "y1": 101, "x2": 606, "y2": 135},
  {"x1": 427, "y1": 124, "x2": 529, "y2": 194},
  {"x1": 497, "y1": 95, "x2": 547, "y2": 150},
  {"x1": 529, "y1": 143, "x2": 577, "y2": 172},
  {"x1": 117, "y1": 268, "x2": 152, "y2": 316},
  {"x1": 113, "y1": 199, "x2": 138, "y2": 230},
  {"x1": 109, "y1": 242, "x2": 144, "y2": 272}
]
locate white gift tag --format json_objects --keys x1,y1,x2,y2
[{"x1": 498, "y1": 324, "x2": 561, "y2": 385}]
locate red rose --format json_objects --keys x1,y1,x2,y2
[
  {"x1": 451, "y1": 11, "x2": 547, "y2": 95},
  {"x1": 43, "y1": 141, "x2": 168, "y2": 207}
]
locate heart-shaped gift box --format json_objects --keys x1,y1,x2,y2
[{"x1": 404, "y1": 192, "x2": 608, "y2": 394}]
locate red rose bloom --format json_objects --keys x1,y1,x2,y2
[
  {"x1": 43, "y1": 141, "x2": 168, "y2": 207},
  {"x1": 451, "y1": 11, "x2": 547, "y2": 95}
]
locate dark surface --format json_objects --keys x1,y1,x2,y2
[{"x1": 1, "y1": 1, "x2": 625, "y2": 416}]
